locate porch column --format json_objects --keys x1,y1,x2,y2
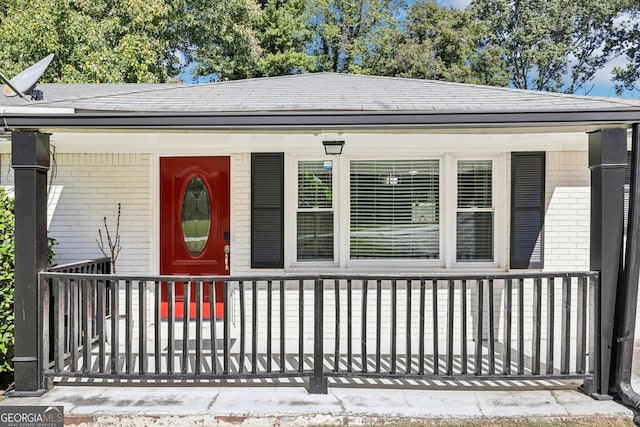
[
  {"x1": 588, "y1": 128, "x2": 627, "y2": 398},
  {"x1": 11, "y1": 131, "x2": 50, "y2": 396}
]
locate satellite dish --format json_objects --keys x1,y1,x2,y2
[{"x1": 1, "y1": 53, "x2": 54, "y2": 100}]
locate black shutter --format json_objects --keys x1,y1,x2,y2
[
  {"x1": 251, "y1": 153, "x2": 284, "y2": 268},
  {"x1": 510, "y1": 152, "x2": 545, "y2": 269}
]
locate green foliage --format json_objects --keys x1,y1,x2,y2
[
  {"x1": 308, "y1": 0, "x2": 406, "y2": 73},
  {"x1": 254, "y1": 0, "x2": 315, "y2": 76},
  {"x1": 373, "y1": 1, "x2": 509, "y2": 86},
  {"x1": 0, "y1": 0, "x2": 634, "y2": 92},
  {"x1": 612, "y1": 3, "x2": 640, "y2": 95},
  {"x1": 0, "y1": 0, "x2": 181, "y2": 83},
  {"x1": 469, "y1": 0, "x2": 626, "y2": 93},
  {"x1": 0, "y1": 188, "x2": 15, "y2": 383},
  {"x1": 185, "y1": 0, "x2": 263, "y2": 81},
  {"x1": 0, "y1": 189, "x2": 56, "y2": 388}
]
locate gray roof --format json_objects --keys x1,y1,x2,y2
[{"x1": 3, "y1": 73, "x2": 639, "y2": 114}]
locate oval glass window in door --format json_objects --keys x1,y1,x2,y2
[{"x1": 181, "y1": 176, "x2": 211, "y2": 256}]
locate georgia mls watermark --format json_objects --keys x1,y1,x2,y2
[{"x1": 0, "y1": 406, "x2": 63, "y2": 427}]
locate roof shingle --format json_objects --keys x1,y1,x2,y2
[{"x1": 2, "y1": 73, "x2": 639, "y2": 114}]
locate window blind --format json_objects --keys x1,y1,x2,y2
[
  {"x1": 456, "y1": 160, "x2": 493, "y2": 262},
  {"x1": 457, "y1": 160, "x2": 492, "y2": 208},
  {"x1": 298, "y1": 161, "x2": 333, "y2": 208},
  {"x1": 625, "y1": 151, "x2": 631, "y2": 233},
  {"x1": 350, "y1": 159, "x2": 440, "y2": 259},
  {"x1": 297, "y1": 161, "x2": 334, "y2": 261}
]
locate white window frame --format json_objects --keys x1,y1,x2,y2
[
  {"x1": 285, "y1": 152, "x2": 507, "y2": 270},
  {"x1": 287, "y1": 156, "x2": 340, "y2": 267},
  {"x1": 444, "y1": 153, "x2": 506, "y2": 269},
  {"x1": 344, "y1": 155, "x2": 445, "y2": 269}
]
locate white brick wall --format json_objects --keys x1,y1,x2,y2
[
  {"x1": 544, "y1": 151, "x2": 590, "y2": 272},
  {"x1": 0, "y1": 154, "x2": 11, "y2": 187},
  {"x1": 0, "y1": 153, "x2": 153, "y2": 274},
  {"x1": 1, "y1": 150, "x2": 595, "y2": 274},
  {"x1": 232, "y1": 153, "x2": 252, "y2": 273}
]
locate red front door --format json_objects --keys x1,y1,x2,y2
[{"x1": 160, "y1": 156, "x2": 230, "y2": 319}]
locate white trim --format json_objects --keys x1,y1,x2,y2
[
  {"x1": 284, "y1": 153, "x2": 293, "y2": 268},
  {"x1": 285, "y1": 151, "x2": 507, "y2": 270},
  {"x1": 443, "y1": 155, "x2": 455, "y2": 268},
  {"x1": 1, "y1": 107, "x2": 74, "y2": 114},
  {"x1": 449, "y1": 154, "x2": 505, "y2": 269},
  {"x1": 152, "y1": 156, "x2": 159, "y2": 274},
  {"x1": 344, "y1": 155, "x2": 444, "y2": 269},
  {"x1": 1, "y1": 131, "x2": 591, "y2": 155},
  {"x1": 288, "y1": 156, "x2": 340, "y2": 268},
  {"x1": 337, "y1": 155, "x2": 348, "y2": 268},
  {"x1": 496, "y1": 153, "x2": 508, "y2": 268},
  {"x1": 229, "y1": 154, "x2": 236, "y2": 274}
]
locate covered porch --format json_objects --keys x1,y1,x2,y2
[{"x1": 2, "y1": 74, "x2": 640, "y2": 406}]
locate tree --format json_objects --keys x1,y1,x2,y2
[
  {"x1": 611, "y1": 3, "x2": 640, "y2": 95},
  {"x1": 469, "y1": 0, "x2": 625, "y2": 93},
  {"x1": 0, "y1": 0, "x2": 181, "y2": 83},
  {"x1": 375, "y1": 1, "x2": 508, "y2": 86},
  {"x1": 308, "y1": 0, "x2": 405, "y2": 73},
  {"x1": 253, "y1": 0, "x2": 314, "y2": 76},
  {"x1": 183, "y1": 0, "x2": 263, "y2": 81}
]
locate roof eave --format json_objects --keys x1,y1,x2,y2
[{"x1": 2, "y1": 109, "x2": 640, "y2": 132}]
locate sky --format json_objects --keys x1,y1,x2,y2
[
  {"x1": 437, "y1": 0, "x2": 635, "y2": 99},
  {"x1": 439, "y1": 0, "x2": 472, "y2": 8}
]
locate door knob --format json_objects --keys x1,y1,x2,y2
[{"x1": 224, "y1": 244, "x2": 230, "y2": 271}]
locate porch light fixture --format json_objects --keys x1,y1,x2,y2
[{"x1": 323, "y1": 140, "x2": 344, "y2": 155}]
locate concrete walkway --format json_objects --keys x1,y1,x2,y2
[
  {"x1": 1, "y1": 382, "x2": 636, "y2": 426},
  {"x1": 3, "y1": 344, "x2": 640, "y2": 425}
]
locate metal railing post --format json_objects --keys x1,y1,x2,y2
[{"x1": 307, "y1": 277, "x2": 327, "y2": 393}]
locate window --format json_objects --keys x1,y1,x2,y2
[
  {"x1": 296, "y1": 160, "x2": 334, "y2": 261},
  {"x1": 181, "y1": 176, "x2": 211, "y2": 256},
  {"x1": 456, "y1": 160, "x2": 494, "y2": 262},
  {"x1": 283, "y1": 154, "x2": 501, "y2": 268},
  {"x1": 350, "y1": 160, "x2": 440, "y2": 259}
]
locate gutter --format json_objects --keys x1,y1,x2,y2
[
  {"x1": 1, "y1": 107, "x2": 74, "y2": 115},
  {"x1": 615, "y1": 122, "x2": 640, "y2": 411},
  {"x1": 2, "y1": 109, "x2": 640, "y2": 131},
  {"x1": 1, "y1": 107, "x2": 73, "y2": 133}
]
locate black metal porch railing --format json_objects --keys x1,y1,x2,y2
[
  {"x1": 48, "y1": 258, "x2": 111, "y2": 274},
  {"x1": 45, "y1": 258, "x2": 112, "y2": 359},
  {"x1": 38, "y1": 270, "x2": 598, "y2": 392}
]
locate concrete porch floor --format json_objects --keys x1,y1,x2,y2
[{"x1": 1, "y1": 346, "x2": 639, "y2": 426}]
